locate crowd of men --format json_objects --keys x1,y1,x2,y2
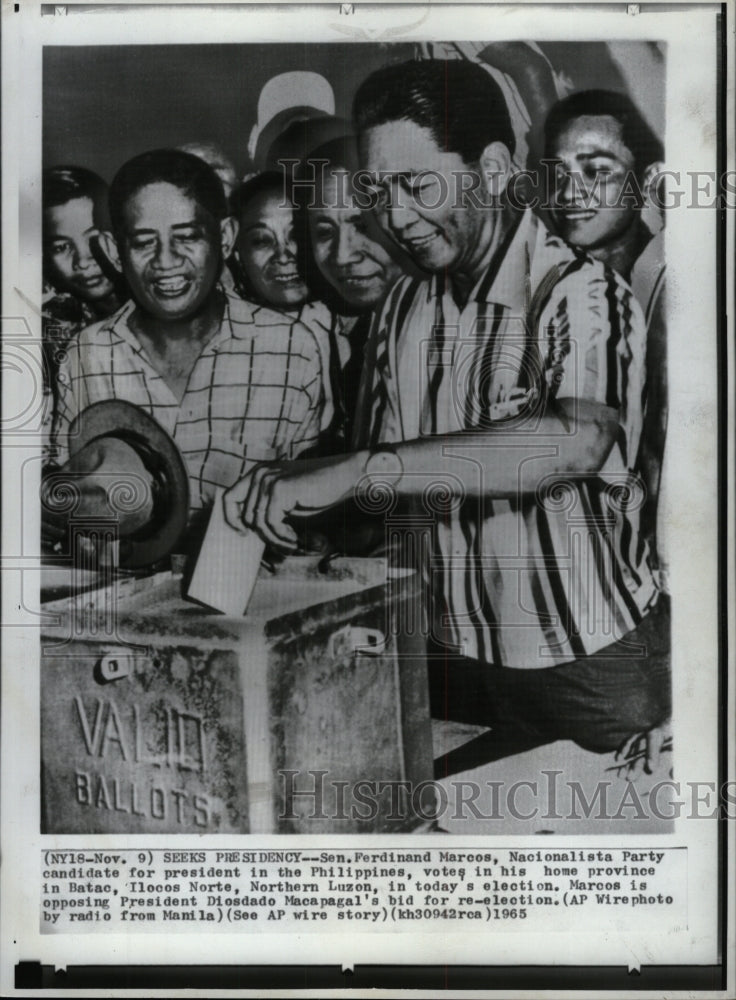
[{"x1": 41, "y1": 55, "x2": 669, "y2": 770}]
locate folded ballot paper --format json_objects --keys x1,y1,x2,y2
[{"x1": 186, "y1": 489, "x2": 265, "y2": 616}]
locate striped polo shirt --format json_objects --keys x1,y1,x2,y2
[
  {"x1": 363, "y1": 208, "x2": 659, "y2": 668},
  {"x1": 50, "y1": 293, "x2": 324, "y2": 517}
]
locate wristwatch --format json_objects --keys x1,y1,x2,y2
[{"x1": 363, "y1": 443, "x2": 404, "y2": 485}]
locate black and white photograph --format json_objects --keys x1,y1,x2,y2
[
  {"x1": 1, "y1": 0, "x2": 731, "y2": 990},
  {"x1": 37, "y1": 33, "x2": 676, "y2": 834}
]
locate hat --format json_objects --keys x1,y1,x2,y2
[
  {"x1": 66, "y1": 400, "x2": 190, "y2": 568},
  {"x1": 248, "y1": 72, "x2": 336, "y2": 171}
]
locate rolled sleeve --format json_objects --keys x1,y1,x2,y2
[{"x1": 543, "y1": 265, "x2": 647, "y2": 468}]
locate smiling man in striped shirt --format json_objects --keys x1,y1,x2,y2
[{"x1": 224, "y1": 60, "x2": 670, "y2": 766}]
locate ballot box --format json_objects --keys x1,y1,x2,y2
[{"x1": 40, "y1": 558, "x2": 434, "y2": 834}]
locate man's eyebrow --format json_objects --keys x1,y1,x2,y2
[
  {"x1": 128, "y1": 221, "x2": 201, "y2": 234},
  {"x1": 575, "y1": 148, "x2": 622, "y2": 160},
  {"x1": 313, "y1": 208, "x2": 362, "y2": 221},
  {"x1": 365, "y1": 170, "x2": 414, "y2": 184}
]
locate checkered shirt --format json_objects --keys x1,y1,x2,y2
[{"x1": 50, "y1": 293, "x2": 325, "y2": 516}]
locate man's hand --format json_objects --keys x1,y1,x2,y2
[
  {"x1": 223, "y1": 397, "x2": 620, "y2": 549},
  {"x1": 608, "y1": 720, "x2": 673, "y2": 780},
  {"x1": 223, "y1": 452, "x2": 364, "y2": 551},
  {"x1": 41, "y1": 437, "x2": 155, "y2": 547}
]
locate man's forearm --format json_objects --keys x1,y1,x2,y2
[
  {"x1": 223, "y1": 399, "x2": 621, "y2": 547},
  {"x1": 354, "y1": 399, "x2": 620, "y2": 501}
]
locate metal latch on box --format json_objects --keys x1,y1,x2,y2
[
  {"x1": 96, "y1": 649, "x2": 135, "y2": 683},
  {"x1": 328, "y1": 625, "x2": 386, "y2": 660}
]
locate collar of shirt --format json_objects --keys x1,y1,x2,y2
[
  {"x1": 107, "y1": 293, "x2": 250, "y2": 362},
  {"x1": 395, "y1": 208, "x2": 540, "y2": 439},
  {"x1": 427, "y1": 206, "x2": 535, "y2": 317}
]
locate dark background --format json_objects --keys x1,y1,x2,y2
[
  {"x1": 43, "y1": 43, "x2": 415, "y2": 181},
  {"x1": 43, "y1": 41, "x2": 664, "y2": 182}
]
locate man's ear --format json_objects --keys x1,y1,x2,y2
[
  {"x1": 642, "y1": 161, "x2": 664, "y2": 205},
  {"x1": 220, "y1": 216, "x2": 239, "y2": 259},
  {"x1": 479, "y1": 141, "x2": 513, "y2": 200},
  {"x1": 97, "y1": 230, "x2": 123, "y2": 273},
  {"x1": 641, "y1": 161, "x2": 665, "y2": 233}
]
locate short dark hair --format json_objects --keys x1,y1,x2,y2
[
  {"x1": 290, "y1": 135, "x2": 361, "y2": 212},
  {"x1": 544, "y1": 89, "x2": 664, "y2": 180},
  {"x1": 306, "y1": 135, "x2": 361, "y2": 180},
  {"x1": 108, "y1": 149, "x2": 228, "y2": 238},
  {"x1": 353, "y1": 58, "x2": 516, "y2": 163},
  {"x1": 237, "y1": 170, "x2": 290, "y2": 219},
  {"x1": 43, "y1": 166, "x2": 110, "y2": 227}
]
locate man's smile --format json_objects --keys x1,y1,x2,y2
[
  {"x1": 76, "y1": 272, "x2": 107, "y2": 289},
  {"x1": 340, "y1": 270, "x2": 382, "y2": 285},
  {"x1": 402, "y1": 231, "x2": 441, "y2": 253},
  {"x1": 557, "y1": 209, "x2": 597, "y2": 221},
  {"x1": 269, "y1": 272, "x2": 303, "y2": 285},
  {"x1": 151, "y1": 275, "x2": 190, "y2": 296}
]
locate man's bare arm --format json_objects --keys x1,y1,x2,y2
[
  {"x1": 224, "y1": 398, "x2": 619, "y2": 549},
  {"x1": 377, "y1": 398, "x2": 619, "y2": 499}
]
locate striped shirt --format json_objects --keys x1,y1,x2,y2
[
  {"x1": 50, "y1": 293, "x2": 324, "y2": 516},
  {"x1": 630, "y1": 231, "x2": 668, "y2": 591},
  {"x1": 364, "y1": 208, "x2": 659, "y2": 668}
]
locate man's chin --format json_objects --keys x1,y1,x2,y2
[
  {"x1": 554, "y1": 216, "x2": 623, "y2": 252},
  {"x1": 339, "y1": 281, "x2": 384, "y2": 309},
  {"x1": 408, "y1": 245, "x2": 453, "y2": 273},
  {"x1": 75, "y1": 282, "x2": 115, "y2": 303},
  {"x1": 149, "y1": 305, "x2": 197, "y2": 322},
  {"x1": 139, "y1": 290, "x2": 208, "y2": 322},
  {"x1": 271, "y1": 288, "x2": 309, "y2": 309}
]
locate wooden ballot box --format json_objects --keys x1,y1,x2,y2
[{"x1": 40, "y1": 559, "x2": 434, "y2": 834}]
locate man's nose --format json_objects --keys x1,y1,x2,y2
[
  {"x1": 274, "y1": 236, "x2": 297, "y2": 263},
  {"x1": 153, "y1": 239, "x2": 182, "y2": 269},
  {"x1": 556, "y1": 170, "x2": 586, "y2": 206},
  {"x1": 73, "y1": 240, "x2": 96, "y2": 270},
  {"x1": 385, "y1": 199, "x2": 420, "y2": 237},
  {"x1": 334, "y1": 227, "x2": 360, "y2": 266}
]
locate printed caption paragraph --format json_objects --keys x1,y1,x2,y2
[{"x1": 41, "y1": 848, "x2": 687, "y2": 933}]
